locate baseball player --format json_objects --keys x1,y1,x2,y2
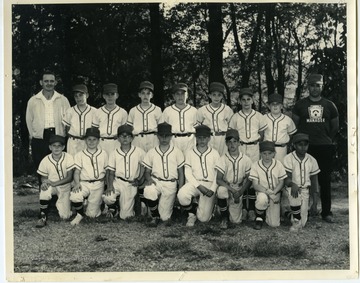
[
  {"x1": 142, "y1": 122, "x2": 185, "y2": 227},
  {"x1": 35, "y1": 135, "x2": 74, "y2": 228},
  {"x1": 228, "y1": 87, "x2": 267, "y2": 221},
  {"x1": 161, "y1": 83, "x2": 198, "y2": 155},
  {"x1": 177, "y1": 125, "x2": 220, "y2": 226},
  {"x1": 283, "y1": 133, "x2": 320, "y2": 232},
  {"x1": 69, "y1": 128, "x2": 108, "y2": 225},
  {"x1": 92, "y1": 83, "x2": 128, "y2": 156},
  {"x1": 127, "y1": 81, "x2": 162, "y2": 152},
  {"x1": 263, "y1": 92, "x2": 297, "y2": 163},
  {"x1": 215, "y1": 129, "x2": 252, "y2": 229},
  {"x1": 63, "y1": 84, "x2": 96, "y2": 156},
  {"x1": 249, "y1": 141, "x2": 287, "y2": 230},
  {"x1": 102, "y1": 124, "x2": 146, "y2": 220},
  {"x1": 197, "y1": 82, "x2": 234, "y2": 156}
]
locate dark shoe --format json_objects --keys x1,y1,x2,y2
[
  {"x1": 220, "y1": 219, "x2": 228, "y2": 230},
  {"x1": 148, "y1": 217, "x2": 160, "y2": 227},
  {"x1": 163, "y1": 219, "x2": 172, "y2": 227},
  {"x1": 322, "y1": 215, "x2": 335, "y2": 223},
  {"x1": 36, "y1": 213, "x2": 47, "y2": 228},
  {"x1": 254, "y1": 220, "x2": 263, "y2": 230}
]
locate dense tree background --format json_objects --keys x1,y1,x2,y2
[{"x1": 12, "y1": 3, "x2": 347, "y2": 178}]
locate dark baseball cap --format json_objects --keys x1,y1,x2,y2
[
  {"x1": 117, "y1": 124, "x2": 133, "y2": 136},
  {"x1": 49, "y1": 135, "x2": 65, "y2": 145},
  {"x1": 195, "y1": 125, "x2": 211, "y2": 137},
  {"x1": 225, "y1": 129, "x2": 239, "y2": 141},
  {"x1": 72, "y1": 84, "x2": 88, "y2": 94},
  {"x1": 259, "y1": 141, "x2": 275, "y2": 152},
  {"x1": 84, "y1": 128, "x2": 100, "y2": 139},
  {"x1": 268, "y1": 93, "x2": 283, "y2": 104},
  {"x1": 157, "y1": 122, "x2": 172, "y2": 136},
  {"x1": 209, "y1": 82, "x2": 225, "y2": 94},
  {"x1": 139, "y1": 81, "x2": 154, "y2": 92},
  {"x1": 292, "y1": 133, "x2": 309, "y2": 144},
  {"x1": 103, "y1": 83, "x2": 118, "y2": 94},
  {"x1": 239, "y1": 88, "x2": 253, "y2": 98}
]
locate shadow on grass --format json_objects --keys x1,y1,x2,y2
[{"x1": 253, "y1": 237, "x2": 306, "y2": 257}]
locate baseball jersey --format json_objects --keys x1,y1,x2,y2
[
  {"x1": 228, "y1": 109, "x2": 267, "y2": 142},
  {"x1": 283, "y1": 151, "x2": 320, "y2": 187},
  {"x1": 249, "y1": 159, "x2": 287, "y2": 190},
  {"x1": 127, "y1": 103, "x2": 162, "y2": 135},
  {"x1": 264, "y1": 113, "x2": 297, "y2": 144},
  {"x1": 37, "y1": 152, "x2": 74, "y2": 182},
  {"x1": 292, "y1": 97, "x2": 338, "y2": 145},
  {"x1": 161, "y1": 104, "x2": 198, "y2": 134},
  {"x1": 215, "y1": 152, "x2": 252, "y2": 185},
  {"x1": 62, "y1": 105, "x2": 96, "y2": 137},
  {"x1": 197, "y1": 103, "x2": 233, "y2": 133},
  {"x1": 74, "y1": 148, "x2": 108, "y2": 181},
  {"x1": 142, "y1": 145, "x2": 185, "y2": 180},
  {"x1": 92, "y1": 105, "x2": 128, "y2": 137},
  {"x1": 107, "y1": 146, "x2": 145, "y2": 180}
]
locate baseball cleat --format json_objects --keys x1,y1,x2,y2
[
  {"x1": 322, "y1": 215, "x2": 335, "y2": 223},
  {"x1": 70, "y1": 213, "x2": 83, "y2": 226},
  {"x1": 290, "y1": 219, "x2": 302, "y2": 232},
  {"x1": 254, "y1": 220, "x2": 263, "y2": 230},
  {"x1": 106, "y1": 208, "x2": 119, "y2": 218},
  {"x1": 220, "y1": 219, "x2": 228, "y2": 230},
  {"x1": 35, "y1": 213, "x2": 47, "y2": 228},
  {"x1": 163, "y1": 219, "x2": 172, "y2": 227},
  {"x1": 148, "y1": 217, "x2": 160, "y2": 227},
  {"x1": 186, "y1": 213, "x2": 197, "y2": 227}
]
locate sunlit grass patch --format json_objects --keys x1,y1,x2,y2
[{"x1": 15, "y1": 208, "x2": 38, "y2": 218}]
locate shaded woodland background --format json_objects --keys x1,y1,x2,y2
[{"x1": 11, "y1": 2, "x2": 347, "y2": 177}]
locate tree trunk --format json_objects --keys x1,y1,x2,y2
[
  {"x1": 272, "y1": 16, "x2": 284, "y2": 96},
  {"x1": 264, "y1": 4, "x2": 275, "y2": 95}
]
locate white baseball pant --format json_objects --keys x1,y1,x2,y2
[
  {"x1": 217, "y1": 185, "x2": 243, "y2": 224},
  {"x1": 40, "y1": 185, "x2": 72, "y2": 219},
  {"x1": 255, "y1": 192, "x2": 281, "y2": 227}
]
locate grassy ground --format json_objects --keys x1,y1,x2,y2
[{"x1": 12, "y1": 175, "x2": 350, "y2": 273}]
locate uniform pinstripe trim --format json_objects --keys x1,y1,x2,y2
[
  {"x1": 74, "y1": 105, "x2": 92, "y2": 136},
  {"x1": 205, "y1": 104, "x2": 226, "y2": 132},
  {"x1": 37, "y1": 169, "x2": 48, "y2": 177},
  {"x1": 171, "y1": 104, "x2": 192, "y2": 132},
  {"x1": 238, "y1": 110, "x2": 256, "y2": 139},
  {"x1": 224, "y1": 153, "x2": 246, "y2": 183},
  {"x1": 101, "y1": 106, "x2": 121, "y2": 136},
  {"x1": 106, "y1": 165, "x2": 116, "y2": 171},
  {"x1": 136, "y1": 104, "x2": 157, "y2": 132},
  {"x1": 215, "y1": 165, "x2": 225, "y2": 174},
  {"x1": 83, "y1": 149, "x2": 103, "y2": 179},
  {"x1": 48, "y1": 153, "x2": 66, "y2": 180},
  {"x1": 193, "y1": 147, "x2": 212, "y2": 178},
  {"x1": 62, "y1": 120, "x2": 71, "y2": 126},
  {"x1": 177, "y1": 160, "x2": 185, "y2": 169},
  {"x1": 154, "y1": 145, "x2": 175, "y2": 179},
  {"x1": 116, "y1": 146, "x2": 136, "y2": 179},
  {"x1": 266, "y1": 113, "x2": 285, "y2": 142}
]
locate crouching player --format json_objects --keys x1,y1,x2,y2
[
  {"x1": 69, "y1": 128, "x2": 108, "y2": 225},
  {"x1": 142, "y1": 122, "x2": 185, "y2": 227},
  {"x1": 283, "y1": 133, "x2": 320, "y2": 232},
  {"x1": 102, "y1": 124, "x2": 145, "y2": 220},
  {"x1": 249, "y1": 141, "x2": 287, "y2": 230},
  {"x1": 177, "y1": 125, "x2": 220, "y2": 227},
  {"x1": 35, "y1": 135, "x2": 74, "y2": 228},
  {"x1": 215, "y1": 129, "x2": 252, "y2": 229}
]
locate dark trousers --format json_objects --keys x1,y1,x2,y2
[{"x1": 307, "y1": 144, "x2": 335, "y2": 218}]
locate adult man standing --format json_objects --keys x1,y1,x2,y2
[
  {"x1": 26, "y1": 71, "x2": 70, "y2": 180},
  {"x1": 292, "y1": 74, "x2": 339, "y2": 223}
]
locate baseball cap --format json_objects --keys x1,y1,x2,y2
[
  {"x1": 117, "y1": 124, "x2": 133, "y2": 136},
  {"x1": 173, "y1": 83, "x2": 188, "y2": 93},
  {"x1": 103, "y1": 83, "x2": 118, "y2": 94},
  {"x1": 139, "y1": 81, "x2": 154, "y2": 92},
  {"x1": 84, "y1": 128, "x2": 100, "y2": 139},
  {"x1": 157, "y1": 122, "x2": 172, "y2": 136},
  {"x1": 268, "y1": 93, "x2": 283, "y2": 104},
  {"x1": 195, "y1": 125, "x2": 211, "y2": 137},
  {"x1": 239, "y1": 88, "x2": 253, "y2": 98},
  {"x1": 209, "y1": 82, "x2": 225, "y2": 94},
  {"x1": 292, "y1": 133, "x2": 309, "y2": 144},
  {"x1": 225, "y1": 129, "x2": 239, "y2": 141},
  {"x1": 259, "y1": 141, "x2": 275, "y2": 152},
  {"x1": 308, "y1": 74, "x2": 323, "y2": 84},
  {"x1": 49, "y1": 135, "x2": 65, "y2": 145},
  {"x1": 72, "y1": 84, "x2": 88, "y2": 94}
]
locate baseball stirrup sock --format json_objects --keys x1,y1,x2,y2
[
  {"x1": 255, "y1": 209, "x2": 265, "y2": 220},
  {"x1": 39, "y1": 200, "x2": 50, "y2": 216},
  {"x1": 72, "y1": 202, "x2": 85, "y2": 216},
  {"x1": 291, "y1": 205, "x2": 301, "y2": 220},
  {"x1": 147, "y1": 200, "x2": 160, "y2": 217}
]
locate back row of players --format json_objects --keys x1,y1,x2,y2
[{"x1": 26, "y1": 74, "x2": 338, "y2": 231}]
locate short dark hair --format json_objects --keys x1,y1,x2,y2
[{"x1": 41, "y1": 70, "x2": 56, "y2": 80}]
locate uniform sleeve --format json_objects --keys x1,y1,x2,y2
[
  {"x1": 176, "y1": 149, "x2": 185, "y2": 169},
  {"x1": 102, "y1": 151, "x2": 109, "y2": 170},
  {"x1": 258, "y1": 113, "x2": 268, "y2": 132},
  {"x1": 92, "y1": 109, "x2": 100, "y2": 127},
  {"x1": 196, "y1": 107, "x2": 205, "y2": 124},
  {"x1": 283, "y1": 154, "x2": 293, "y2": 172},
  {"x1": 37, "y1": 157, "x2": 48, "y2": 177},
  {"x1": 287, "y1": 116, "x2": 297, "y2": 135},
  {"x1": 310, "y1": 156, "x2": 321, "y2": 175},
  {"x1": 244, "y1": 156, "x2": 252, "y2": 175},
  {"x1": 121, "y1": 109, "x2": 128, "y2": 125},
  {"x1": 228, "y1": 113, "x2": 237, "y2": 130},
  {"x1": 25, "y1": 98, "x2": 34, "y2": 137},
  {"x1": 277, "y1": 162, "x2": 287, "y2": 180},
  {"x1": 249, "y1": 163, "x2": 259, "y2": 182},
  {"x1": 155, "y1": 106, "x2": 162, "y2": 123},
  {"x1": 74, "y1": 152, "x2": 83, "y2": 170},
  {"x1": 106, "y1": 150, "x2": 116, "y2": 171},
  {"x1": 62, "y1": 108, "x2": 72, "y2": 127},
  {"x1": 184, "y1": 152, "x2": 200, "y2": 188},
  {"x1": 214, "y1": 155, "x2": 226, "y2": 174},
  {"x1": 66, "y1": 154, "x2": 75, "y2": 172},
  {"x1": 142, "y1": 150, "x2": 153, "y2": 170},
  {"x1": 127, "y1": 107, "x2": 135, "y2": 126},
  {"x1": 225, "y1": 105, "x2": 234, "y2": 122}
]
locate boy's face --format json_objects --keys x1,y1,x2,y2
[
  {"x1": 139, "y1": 88, "x2": 153, "y2": 103},
  {"x1": 260, "y1": 150, "x2": 275, "y2": 163},
  {"x1": 118, "y1": 133, "x2": 133, "y2": 146},
  {"x1": 239, "y1": 94, "x2": 253, "y2": 110},
  {"x1": 294, "y1": 141, "x2": 309, "y2": 156},
  {"x1": 308, "y1": 82, "x2": 323, "y2": 98},
  {"x1": 226, "y1": 138, "x2": 240, "y2": 154},
  {"x1": 209, "y1": 91, "x2": 223, "y2": 105},
  {"x1": 157, "y1": 134, "x2": 172, "y2": 146},
  {"x1": 49, "y1": 142, "x2": 65, "y2": 155},
  {"x1": 269, "y1": 102, "x2": 283, "y2": 115},
  {"x1": 196, "y1": 136, "x2": 210, "y2": 148},
  {"x1": 103, "y1": 92, "x2": 119, "y2": 104},
  {"x1": 74, "y1": 92, "x2": 88, "y2": 106},
  {"x1": 85, "y1": 136, "x2": 99, "y2": 149},
  {"x1": 40, "y1": 74, "x2": 57, "y2": 92},
  {"x1": 173, "y1": 90, "x2": 187, "y2": 105}
]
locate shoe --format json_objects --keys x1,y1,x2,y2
[
  {"x1": 70, "y1": 213, "x2": 83, "y2": 226},
  {"x1": 248, "y1": 210, "x2": 256, "y2": 221},
  {"x1": 141, "y1": 202, "x2": 148, "y2": 216},
  {"x1": 163, "y1": 219, "x2": 172, "y2": 227},
  {"x1": 290, "y1": 219, "x2": 302, "y2": 232},
  {"x1": 148, "y1": 217, "x2": 160, "y2": 227},
  {"x1": 186, "y1": 213, "x2": 197, "y2": 227},
  {"x1": 106, "y1": 208, "x2": 119, "y2": 218},
  {"x1": 35, "y1": 213, "x2": 47, "y2": 228},
  {"x1": 241, "y1": 209, "x2": 248, "y2": 221},
  {"x1": 322, "y1": 215, "x2": 335, "y2": 223},
  {"x1": 254, "y1": 218, "x2": 263, "y2": 230},
  {"x1": 101, "y1": 204, "x2": 108, "y2": 215},
  {"x1": 220, "y1": 219, "x2": 228, "y2": 230}
]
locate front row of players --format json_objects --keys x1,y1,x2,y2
[{"x1": 36, "y1": 124, "x2": 319, "y2": 232}]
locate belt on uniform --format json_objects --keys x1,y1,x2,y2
[
  {"x1": 116, "y1": 176, "x2": 134, "y2": 183},
  {"x1": 101, "y1": 136, "x2": 117, "y2": 140},
  {"x1": 198, "y1": 179, "x2": 212, "y2": 182},
  {"x1": 173, "y1": 133, "x2": 194, "y2": 137},
  {"x1": 240, "y1": 140, "x2": 259, "y2": 145},
  {"x1": 81, "y1": 179, "x2": 104, "y2": 183},
  {"x1": 68, "y1": 134, "x2": 84, "y2": 140},
  {"x1": 275, "y1": 143, "x2": 287, "y2": 147},
  {"x1": 213, "y1": 131, "x2": 227, "y2": 136},
  {"x1": 44, "y1": 128, "x2": 55, "y2": 132},
  {"x1": 151, "y1": 175, "x2": 177, "y2": 182},
  {"x1": 135, "y1": 131, "x2": 156, "y2": 137}
]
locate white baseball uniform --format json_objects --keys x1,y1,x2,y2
[
  {"x1": 197, "y1": 103, "x2": 234, "y2": 156},
  {"x1": 62, "y1": 104, "x2": 96, "y2": 156},
  {"x1": 283, "y1": 151, "x2": 320, "y2": 227},
  {"x1": 215, "y1": 152, "x2": 252, "y2": 223},
  {"x1": 142, "y1": 145, "x2": 185, "y2": 221},
  {"x1": 37, "y1": 152, "x2": 74, "y2": 219},
  {"x1": 103, "y1": 146, "x2": 145, "y2": 219},
  {"x1": 177, "y1": 147, "x2": 220, "y2": 222},
  {"x1": 70, "y1": 148, "x2": 108, "y2": 218},
  {"x1": 249, "y1": 159, "x2": 287, "y2": 227},
  {"x1": 92, "y1": 105, "x2": 128, "y2": 156},
  {"x1": 264, "y1": 113, "x2": 297, "y2": 162},
  {"x1": 161, "y1": 104, "x2": 198, "y2": 154},
  {"x1": 127, "y1": 103, "x2": 162, "y2": 152}
]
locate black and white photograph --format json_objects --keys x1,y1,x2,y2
[{"x1": 3, "y1": 0, "x2": 358, "y2": 281}]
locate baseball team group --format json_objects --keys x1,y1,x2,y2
[{"x1": 25, "y1": 71, "x2": 339, "y2": 232}]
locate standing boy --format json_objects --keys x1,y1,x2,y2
[
  {"x1": 63, "y1": 84, "x2": 96, "y2": 156},
  {"x1": 127, "y1": 81, "x2": 162, "y2": 152},
  {"x1": 215, "y1": 129, "x2": 252, "y2": 229},
  {"x1": 35, "y1": 135, "x2": 74, "y2": 228},
  {"x1": 249, "y1": 141, "x2": 287, "y2": 230},
  {"x1": 197, "y1": 82, "x2": 234, "y2": 156},
  {"x1": 161, "y1": 83, "x2": 198, "y2": 155},
  {"x1": 142, "y1": 122, "x2": 185, "y2": 227},
  {"x1": 92, "y1": 83, "x2": 128, "y2": 156},
  {"x1": 102, "y1": 124, "x2": 145, "y2": 220},
  {"x1": 283, "y1": 133, "x2": 320, "y2": 232},
  {"x1": 177, "y1": 125, "x2": 220, "y2": 226},
  {"x1": 69, "y1": 128, "x2": 108, "y2": 225}
]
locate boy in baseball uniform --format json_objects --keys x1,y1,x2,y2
[
  {"x1": 197, "y1": 82, "x2": 234, "y2": 156},
  {"x1": 127, "y1": 81, "x2": 162, "y2": 152},
  {"x1": 215, "y1": 129, "x2": 252, "y2": 229},
  {"x1": 142, "y1": 122, "x2": 185, "y2": 227},
  {"x1": 283, "y1": 133, "x2": 320, "y2": 232},
  {"x1": 92, "y1": 83, "x2": 128, "y2": 156},
  {"x1": 228, "y1": 88, "x2": 267, "y2": 221},
  {"x1": 69, "y1": 128, "x2": 108, "y2": 225},
  {"x1": 249, "y1": 141, "x2": 287, "y2": 230},
  {"x1": 102, "y1": 124, "x2": 146, "y2": 220},
  {"x1": 63, "y1": 84, "x2": 96, "y2": 156},
  {"x1": 35, "y1": 135, "x2": 74, "y2": 228},
  {"x1": 161, "y1": 83, "x2": 198, "y2": 155},
  {"x1": 264, "y1": 92, "x2": 297, "y2": 163},
  {"x1": 177, "y1": 125, "x2": 220, "y2": 227}
]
